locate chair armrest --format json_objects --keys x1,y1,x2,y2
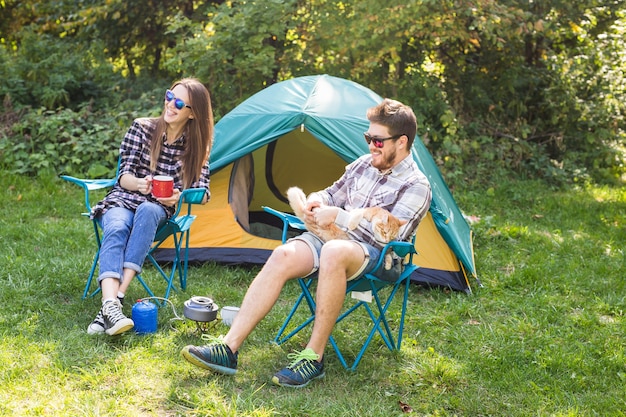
[
  {"x1": 173, "y1": 188, "x2": 207, "y2": 217},
  {"x1": 61, "y1": 175, "x2": 116, "y2": 213},
  {"x1": 262, "y1": 206, "x2": 306, "y2": 243},
  {"x1": 262, "y1": 206, "x2": 306, "y2": 230},
  {"x1": 180, "y1": 188, "x2": 207, "y2": 204},
  {"x1": 368, "y1": 238, "x2": 418, "y2": 273},
  {"x1": 385, "y1": 240, "x2": 417, "y2": 258}
]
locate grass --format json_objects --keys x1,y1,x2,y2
[{"x1": 1, "y1": 172, "x2": 625, "y2": 416}]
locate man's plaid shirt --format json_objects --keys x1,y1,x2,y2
[{"x1": 312, "y1": 154, "x2": 431, "y2": 249}]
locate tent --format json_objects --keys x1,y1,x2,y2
[{"x1": 157, "y1": 74, "x2": 478, "y2": 292}]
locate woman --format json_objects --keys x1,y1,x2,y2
[{"x1": 87, "y1": 78, "x2": 213, "y2": 336}]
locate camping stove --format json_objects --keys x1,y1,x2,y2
[{"x1": 183, "y1": 296, "x2": 219, "y2": 333}]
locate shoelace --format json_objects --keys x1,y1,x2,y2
[
  {"x1": 200, "y1": 334, "x2": 225, "y2": 344},
  {"x1": 94, "y1": 296, "x2": 124, "y2": 324},
  {"x1": 103, "y1": 301, "x2": 125, "y2": 321},
  {"x1": 198, "y1": 334, "x2": 233, "y2": 365},
  {"x1": 286, "y1": 348, "x2": 320, "y2": 370}
]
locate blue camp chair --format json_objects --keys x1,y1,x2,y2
[
  {"x1": 263, "y1": 206, "x2": 419, "y2": 370},
  {"x1": 61, "y1": 170, "x2": 206, "y2": 301}
]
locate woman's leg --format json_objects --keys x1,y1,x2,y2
[
  {"x1": 98, "y1": 207, "x2": 134, "y2": 299},
  {"x1": 90, "y1": 207, "x2": 136, "y2": 335},
  {"x1": 123, "y1": 202, "x2": 167, "y2": 282}
]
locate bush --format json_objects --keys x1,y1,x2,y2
[{"x1": 0, "y1": 104, "x2": 116, "y2": 177}]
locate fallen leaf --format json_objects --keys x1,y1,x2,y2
[{"x1": 399, "y1": 400, "x2": 413, "y2": 413}]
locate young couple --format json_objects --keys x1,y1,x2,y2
[{"x1": 89, "y1": 78, "x2": 431, "y2": 388}]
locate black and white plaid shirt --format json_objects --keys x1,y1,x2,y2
[{"x1": 91, "y1": 118, "x2": 210, "y2": 219}]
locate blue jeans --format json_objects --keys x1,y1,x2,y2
[{"x1": 97, "y1": 202, "x2": 167, "y2": 284}]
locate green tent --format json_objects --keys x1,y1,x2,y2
[{"x1": 159, "y1": 74, "x2": 478, "y2": 292}]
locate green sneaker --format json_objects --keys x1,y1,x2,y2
[
  {"x1": 272, "y1": 348, "x2": 325, "y2": 388},
  {"x1": 181, "y1": 335, "x2": 238, "y2": 375}
]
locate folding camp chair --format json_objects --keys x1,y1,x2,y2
[
  {"x1": 263, "y1": 206, "x2": 419, "y2": 370},
  {"x1": 62, "y1": 170, "x2": 206, "y2": 301}
]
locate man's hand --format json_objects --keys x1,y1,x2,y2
[{"x1": 314, "y1": 206, "x2": 339, "y2": 227}]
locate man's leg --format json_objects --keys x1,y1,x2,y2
[
  {"x1": 181, "y1": 240, "x2": 315, "y2": 374},
  {"x1": 272, "y1": 240, "x2": 367, "y2": 388},
  {"x1": 307, "y1": 240, "x2": 367, "y2": 358}
]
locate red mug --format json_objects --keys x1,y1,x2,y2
[{"x1": 152, "y1": 175, "x2": 174, "y2": 198}]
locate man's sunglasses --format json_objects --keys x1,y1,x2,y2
[
  {"x1": 165, "y1": 90, "x2": 192, "y2": 110},
  {"x1": 363, "y1": 132, "x2": 403, "y2": 148}
]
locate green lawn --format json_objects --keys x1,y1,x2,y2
[{"x1": 0, "y1": 173, "x2": 624, "y2": 416}]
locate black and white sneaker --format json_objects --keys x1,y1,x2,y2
[
  {"x1": 102, "y1": 299, "x2": 134, "y2": 336},
  {"x1": 87, "y1": 297, "x2": 124, "y2": 335}
]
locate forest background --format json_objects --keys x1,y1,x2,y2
[{"x1": 0, "y1": 0, "x2": 624, "y2": 188}]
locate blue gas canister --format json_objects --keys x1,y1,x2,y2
[{"x1": 132, "y1": 299, "x2": 158, "y2": 334}]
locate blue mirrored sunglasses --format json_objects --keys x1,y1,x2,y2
[{"x1": 165, "y1": 90, "x2": 191, "y2": 110}]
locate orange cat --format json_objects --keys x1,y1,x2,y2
[{"x1": 287, "y1": 187, "x2": 406, "y2": 269}]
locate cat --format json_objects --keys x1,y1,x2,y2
[{"x1": 286, "y1": 186, "x2": 407, "y2": 269}]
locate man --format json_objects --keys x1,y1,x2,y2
[{"x1": 181, "y1": 98, "x2": 432, "y2": 387}]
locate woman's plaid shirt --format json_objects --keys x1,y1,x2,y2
[{"x1": 91, "y1": 118, "x2": 210, "y2": 219}]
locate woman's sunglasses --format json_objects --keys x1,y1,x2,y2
[
  {"x1": 165, "y1": 90, "x2": 192, "y2": 110},
  {"x1": 363, "y1": 132, "x2": 403, "y2": 148}
]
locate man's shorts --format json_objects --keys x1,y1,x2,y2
[{"x1": 288, "y1": 232, "x2": 382, "y2": 280}]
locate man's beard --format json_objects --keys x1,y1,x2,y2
[{"x1": 372, "y1": 148, "x2": 396, "y2": 171}]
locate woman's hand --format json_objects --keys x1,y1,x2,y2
[
  {"x1": 137, "y1": 176, "x2": 153, "y2": 195},
  {"x1": 156, "y1": 188, "x2": 181, "y2": 207}
]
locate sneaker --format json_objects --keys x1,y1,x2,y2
[
  {"x1": 181, "y1": 335, "x2": 238, "y2": 375},
  {"x1": 87, "y1": 297, "x2": 124, "y2": 335},
  {"x1": 271, "y1": 348, "x2": 325, "y2": 388},
  {"x1": 102, "y1": 299, "x2": 134, "y2": 336}
]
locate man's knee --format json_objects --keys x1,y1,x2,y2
[
  {"x1": 320, "y1": 240, "x2": 354, "y2": 262},
  {"x1": 267, "y1": 241, "x2": 315, "y2": 277}
]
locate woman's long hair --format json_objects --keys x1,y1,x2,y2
[{"x1": 149, "y1": 78, "x2": 214, "y2": 189}]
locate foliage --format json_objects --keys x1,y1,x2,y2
[
  {"x1": 0, "y1": 104, "x2": 118, "y2": 177},
  {"x1": 164, "y1": 0, "x2": 301, "y2": 117},
  {"x1": 0, "y1": 0, "x2": 624, "y2": 185},
  {"x1": 0, "y1": 90, "x2": 164, "y2": 177},
  {"x1": 0, "y1": 29, "x2": 118, "y2": 110}
]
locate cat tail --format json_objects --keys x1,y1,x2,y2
[{"x1": 286, "y1": 187, "x2": 308, "y2": 219}]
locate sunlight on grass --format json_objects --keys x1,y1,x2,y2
[{"x1": 1, "y1": 175, "x2": 626, "y2": 415}]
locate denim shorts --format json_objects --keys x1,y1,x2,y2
[{"x1": 288, "y1": 232, "x2": 382, "y2": 280}]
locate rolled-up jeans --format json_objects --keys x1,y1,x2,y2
[{"x1": 96, "y1": 202, "x2": 167, "y2": 285}]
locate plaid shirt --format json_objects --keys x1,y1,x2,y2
[
  {"x1": 91, "y1": 118, "x2": 210, "y2": 219},
  {"x1": 312, "y1": 154, "x2": 431, "y2": 249}
]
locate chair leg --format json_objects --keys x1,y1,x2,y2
[
  {"x1": 82, "y1": 250, "x2": 101, "y2": 298},
  {"x1": 180, "y1": 230, "x2": 191, "y2": 290},
  {"x1": 83, "y1": 221, "x2": 103, "y2": 299},
  {"x1": 396, "y1": 275, "x2": 412, "y2": 349},
  {"x1": 135, "y1": 273, "x2": 157, "y2": 299},
  {"x1": 274, "y1": 279, "x2": 315, "y2": 344},
  {"x1": 163, "y1": 232, "x2": 182, "y2": 300},
  {"x1": 274, "y1": 275, "x2": 411, "y2": 370}
]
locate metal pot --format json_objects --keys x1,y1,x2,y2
[{"x1": 183, "y1": 296, "x2": 219, "y2": 322}]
